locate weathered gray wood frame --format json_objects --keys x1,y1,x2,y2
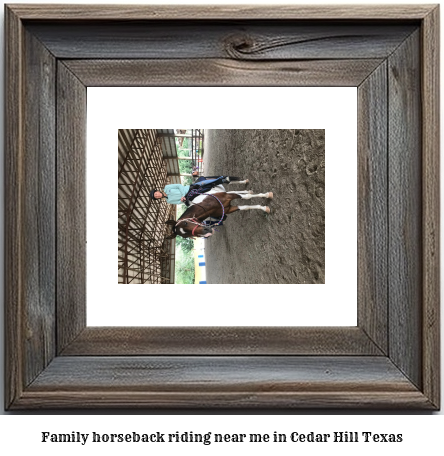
[{"x1": 5, "y1": 5, "x2": 440, "y2": 409}]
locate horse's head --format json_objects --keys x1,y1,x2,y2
[{"x1": 165, "y1": 219, "x2": 214, "y2": 239}]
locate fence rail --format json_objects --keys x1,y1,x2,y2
[{"x1": 118, "y1": 129, "x2": 176, "y2": 284}]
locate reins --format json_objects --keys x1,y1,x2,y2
[{"x1": 205, "y1": 194, "x2": 225, "y2": 225}]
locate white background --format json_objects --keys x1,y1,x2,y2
[
  {"x1": 0, "y1": 0, "x2": 442, "y2": 448},
  {"x1": 88, "y1": 87, "x2": 357, "y2": 326}
]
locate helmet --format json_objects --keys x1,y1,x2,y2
[{"x1": 150, "y1": 189, "x2": 161, "y2": 200}]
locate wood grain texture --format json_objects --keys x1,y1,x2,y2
[
  {"x1": 26, "y1": 22, "x2": 416, "y2": 60},
  {"x1": 63, "y1": 59, "x2": 384, "y2": 87},
  {"x1": 21, "y1": 28, "x2": 57, "y2": 388},
  {"x1": 388, "y1": 31, "x2": 422, "y2": 389},
  {"x1": 56, "y1": 62, "x2": 87, "y2": 353},
  {"x1": 421, "y1": 6, "x2": 440, "y2": 409},
  {"x1": 28, "y1": 356, "x2": 418, "y2": 391},
  {"x1": 357, "y1": 62, "x2": 388, "y2": 354},
  {"x1": 5, "y1": 8, "x2": 58, "y2": 409},
  {"x1": 16, "y1": 390, "x2": 433, "y2": 410},
  {"x1": 61, "y1": 327, "x2": 382, "y2": 356},
  {"x1": 14, "y1": 356, "x2": 432, "y2": 409},
  {"x1": 4, "y1": 5, "x2": 24, "y2": 410},
  {"x1": 7, "y1": 4, "x2": 435, "y2": 20}
]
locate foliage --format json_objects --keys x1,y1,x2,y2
[
  {"x1": 176, "y1": 204, "x2": 187, "y2": 218},
  {"x1": 175, "y1": 242, "x2": 195, "y2": 284},
  {"x1": 176, "y1": 235, "x2": 194, "y2": 254},
  {"x1": 179, "y1": 159, "x2": 193, "y2": 175},
  {"x1": 174, "y1": 204, "x2": 195, "y2": 284},
  {"x1": 176, "y1": 136, "x2": 194, "y2": 185},
  {"x1": 181, "y1": 175, "x2": 193, "y2": 186}
]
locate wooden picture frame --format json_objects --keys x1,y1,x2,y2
[{"x1": 5, "y1": 4, "x2": 440, "y2": 409}]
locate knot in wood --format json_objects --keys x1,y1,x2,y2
[{"x1": 224, "y1": 34, "x2": 255, "y2": 59}]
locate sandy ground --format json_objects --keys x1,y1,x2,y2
[{"x1": 203, "y1": 129, "x2": 325, "y2": 284}]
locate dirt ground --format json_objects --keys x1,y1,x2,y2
[{"x1": 204, "y1": 129, "x2": 325, "y2": 284}]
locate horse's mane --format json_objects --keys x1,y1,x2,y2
[{"x1": 179, "y1": 205, "x2": 199, "y2": 221}]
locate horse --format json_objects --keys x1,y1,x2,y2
[{"x1": 165, "y1": 181, "x2": 273, "y2": 239}]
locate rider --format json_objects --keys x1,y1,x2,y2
[{"x1": 150, "y1": 176, "x2": 230, "y2": 205}]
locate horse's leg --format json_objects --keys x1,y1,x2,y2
[
  {"x1": 225, "y1": 193, "x2": 270, "y2": 214},
  {"x1": 238, "y1": 205, "x2": 270, "y2": 213},
  {"x1": 226, "y1": 177, "x2": 249, "y2": 185},
  {"x1": 238, "y1": 192, "x2": 273, "y2": 200},
  {"x1": 226, "y1": 205, "x2": 240, "y2": 214},
  {"x1": 226, "y1": 190, "x2": 253, "y2": 195},
  {"x1": 225, "y1": 205, "x2": 270, "y2": 214}
]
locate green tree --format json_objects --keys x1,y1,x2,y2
[
  {"x1": 174, "y1": 204, "x2": 195, "y2": 284},
  {"x1": 175, "y1": 243, "x2": 195, "y2": 284},
  {"x1": 176, "y1": 204, "x2": 187, "y2": 218},
  {"x1": 178, "y1": 159, "x2": 193, "y2": 175},
  {"x1": 176, "y1": 138, "x2": 194, "y2": 185},
  {"x1": 176, "y1": 235, "x2": 194, "y2": 254},
  {"x1": 182, "y1": 175, "x2": 193, "y2": 186}
]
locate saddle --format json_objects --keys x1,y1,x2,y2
[{"x1": 184, "y1": 183, "x2": 216, "y2": 206}]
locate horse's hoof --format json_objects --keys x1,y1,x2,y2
[
  {"x1": 248, "y1": 190, "x2": 254, "y2": 194},
  {"x1": 245, "y1": 179, "x2": 249, "y2": 184},
  {"x1": 267, "y1": 192, "x2": 273, "y2": 199},
  {"x1": 265, "y1": 206, "x2": 271, "y2": 214}
]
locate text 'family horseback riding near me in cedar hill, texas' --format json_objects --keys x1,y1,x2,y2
[{"x1": 41, "y1": 430, "x2": 403, "y2": 445}]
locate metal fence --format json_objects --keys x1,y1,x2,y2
[
  {"x1": 190, "y1": 129, "x2": 204, "y2": 176},
  {"x1": 174, "y1": 129, "x2": 204, "y2": 178},
  {"x1": 118, "y1": 129, "x2": 176, "y2": 284}
]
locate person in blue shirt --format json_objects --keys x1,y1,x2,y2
[
  {"x1": 150, "y1": 176, "x2": 230, "y2": 205},
  {"x1": 150, "y1": 184, "x2": 190, "y2": 205}
]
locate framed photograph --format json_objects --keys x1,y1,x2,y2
[{"x1": 5, "y1": 4, "x2": 440, "y2": 409}]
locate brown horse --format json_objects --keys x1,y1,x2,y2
[{"x1": 166, "y1": 184, "x2": 273, "y2": 239}]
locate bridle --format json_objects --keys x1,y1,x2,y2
[
  {"x1": 175, "y1": 217, "x2": 207, "y2": 238},
  {"x1": 175, "y1": 194, "x2": 225, "y2": 238}
]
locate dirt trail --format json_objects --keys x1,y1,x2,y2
[{"x1": 203, "y1": 129, "x2": 325, "y2": 284}]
